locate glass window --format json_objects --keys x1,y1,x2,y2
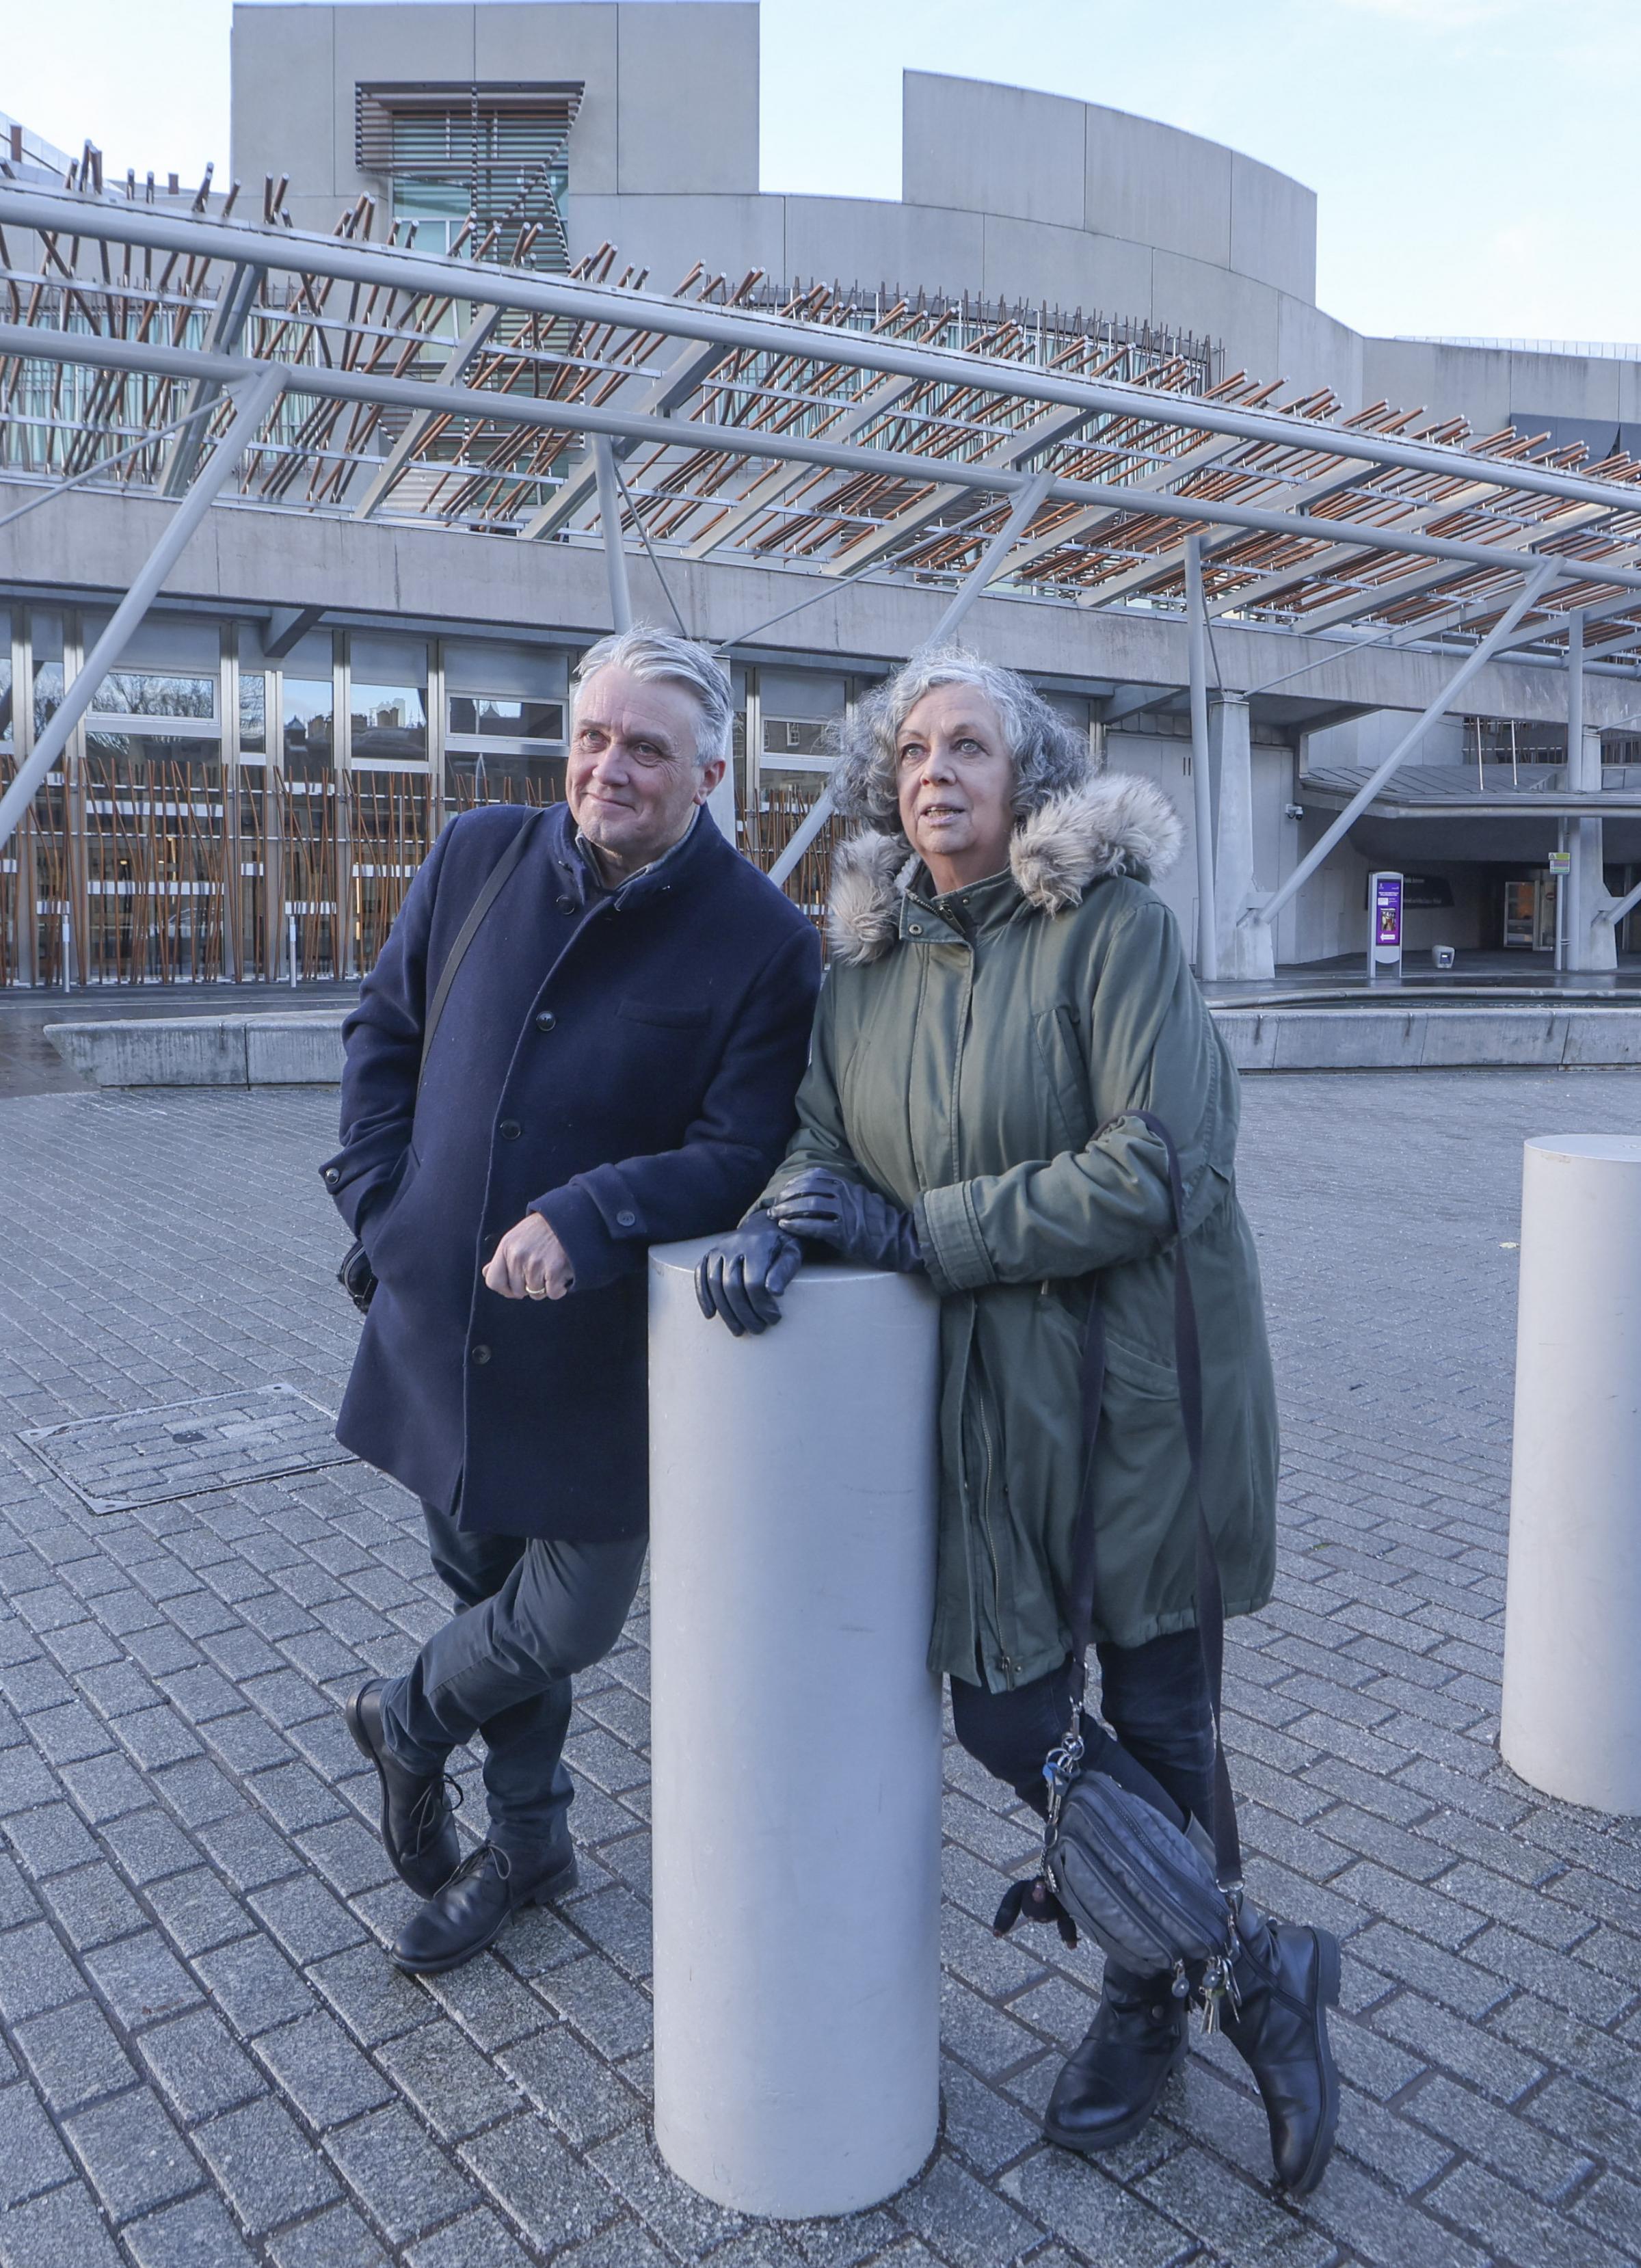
[
  {"x1": 351, "y1": 683, "x2": 429, "y2": 766},
  {"x1": 444, "y1": 750, "x2": 565, "y2": 809},
  {"x1": 240, "y1": 671, "x2": 267, "y2": 757},
  {"x1": 759, "y1": 669, "x2": 846, "y2": 773},
  {"x1": 447, "y1": 693, "x2": 564, "y2": 744},
  {"x1": 283, "y1": 677, "x2": 334, "y2": 768},
  {"x1": 90, "y1": 672, "x2": 216, "y2": 719}
]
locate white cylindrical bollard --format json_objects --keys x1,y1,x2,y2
[
  {"x1": 1502, "y1": 1134, "x2": 1641, "y2": 1814},
  {"x1": 648, "y1": 1242, "x2": 943, "y2": 2217}
]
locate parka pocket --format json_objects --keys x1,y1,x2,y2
[{"x1": 1031, "y1": 1006, "x2": 1093, "y2": 1152}]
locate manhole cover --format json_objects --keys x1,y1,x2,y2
[{"x1": 18, "y1": 1386, "x2": 355, "y2": 1514}]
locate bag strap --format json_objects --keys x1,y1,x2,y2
[
  {"x1": 1065, "y1": 1109, "x2": 1243, "y2": 1894},
  {"x1": 417, "y1": 814, "x2": 539, "y2": 1093}
]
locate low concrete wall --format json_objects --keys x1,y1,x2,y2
[
  {"x1": 45, "y1": 1004, "x2": 1641, "y2": 1086},
  {"x1": 45, "y1": 1014, "x2": 347, "y2": 1089},
  {"x1": 1216, "y1": 1006, "x2": 1641, "y2": 1073}
]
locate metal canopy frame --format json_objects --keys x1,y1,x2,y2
[{"x1": 5, "y1": 178, "x2": 1641, "y2": 958}]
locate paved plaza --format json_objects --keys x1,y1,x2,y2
[{"x1": 0, "y1": 1069, "x2": 1638, "y2": 2268}]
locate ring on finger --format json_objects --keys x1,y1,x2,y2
[{"x1": 526, "y1": 1282, "x2": 548, "y2": 1300}]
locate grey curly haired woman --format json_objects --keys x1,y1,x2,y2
[{"x1": 697, "y1": 647, "x2": 1342, "y2": 2194}]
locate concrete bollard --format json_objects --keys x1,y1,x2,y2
[
  {"x1": 647, "y1": 1242, "x2": 943, "y2": 2216},
  {"x1": 1502, "y1": 1134, "x2": 1641, "y2": 1815}
]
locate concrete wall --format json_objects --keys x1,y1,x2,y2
[{"x1": 229, "y1": 3, "x2": 1641, "y2": 439}]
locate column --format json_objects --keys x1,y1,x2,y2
[
  {"x1": 647, "y1": 1244, "x2": 943, "y2": 2216},
  {"x1": 1210, "y1": 693, "x2": 1275, "y2": 980}
]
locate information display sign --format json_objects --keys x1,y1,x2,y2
[{"x1": 1368, "y1": 870, "x2": 1404, "y2": 979}]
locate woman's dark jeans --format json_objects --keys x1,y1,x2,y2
[{"x1": 950, "y1": 1629, "x2": 1216, "y2": 1832}]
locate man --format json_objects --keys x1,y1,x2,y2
[{"x1": 320, "y1": 626, "x2": 820, "y2": 1973}]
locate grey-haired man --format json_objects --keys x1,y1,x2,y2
[{"x1": 321, "y1": 628, "x2": 821, "y2": 1971}]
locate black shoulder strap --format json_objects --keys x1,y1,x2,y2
[
  {"x1": 1067, "y1": 1109, "x2": 1243, "y2": 1893},
  {"x1": 417, "y1": 813, "x2": 539, "y2": 1093}
]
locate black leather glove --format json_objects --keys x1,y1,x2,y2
[
  {"x1": 694, "y1": 1223, "x2": 803, "y2": 1337},
  {"x1": 765, "y1": 1168, "x2": 924, "y2": 1273}
]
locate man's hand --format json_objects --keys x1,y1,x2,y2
[{"x1": 483, "y1": 1212, "x2": 576, "y2": 1301}]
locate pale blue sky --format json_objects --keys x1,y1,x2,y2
[{"x1": 3, "y1": 0, "x2": 1636, "y2": 347}]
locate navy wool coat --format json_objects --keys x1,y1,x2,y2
[{"x1": 321, "y1": 801, "x2": 821, "y2": 1540}]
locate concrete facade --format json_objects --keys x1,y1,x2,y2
[{"x1": 231, "y1": 1, "x2": 1641, "y2": 440}]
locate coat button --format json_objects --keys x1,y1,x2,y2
[
  {"x1": 499, "y1": 1120, "x2": 522, "y2": 1140},
  {"x1": 471, "y1": 1344, "x2": 490, "y2": 1365},
  {"x1": 616, "y1": 1209, "x2": 637, "y2": 1228},
  {"x1": 323, "y1": 1167, "x2": 340, "y2": 1186},
  {"x1": 556, "y1": 896, "x2": 576, "y2": 916},
  {"x1": 909, "y1": 924, "x2": 923, "y2": 935},
  {"x1": 535, "y1": 1010, "x2": 557, "y2": 1032}
]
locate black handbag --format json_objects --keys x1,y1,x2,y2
[
  {"x1": 995, "y1": 1110, "x2": 1246, "y2": 2029},
  {"x1": 334, "y1": 814, "x2": 539, "y2": 1315}
]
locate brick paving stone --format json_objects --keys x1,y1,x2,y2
[
  {"x1": 137, "y1": 2010, "x2": 265, "y2": 2124},
  {"x1": 83, "y1": 1929, "x2": 201, "y2": 2028},
  {"x1": 37, "y1": 1856, "x2": 147, "y2": 1949},
  {"x1": 459, "y1": 2113, "x2": 620, "y2": 2251},
  {"x1": 14, "y1": 1995, "x2": 138, "y2": 2114},
  {"x1": 64, "y1": 2086, "x2": 204, "y2": 2223},
  {"x1": 378, "y1": 2018, "x2": 524, "y2": 2142},
  {"x1": 3, "y1": 1077, "x2": 1641, "y2": 2267},
  {"x1": 192, "y1": 2096, "x2": 342, "y2": 2237},
  {"x1": 0, "y1": 2074, "x2": 75, "y2": 2204},
  {"x1": 401, "y1": 2206, "x2": 539, "y2": 2268},
  {"x1": 497, "y1": 2026, "x2": 642, "y2": 2151},
  {"x1": 322, "y1": 2103, "x2": 479, "y2": 2245},
  {"x1": 0, "y1": 2179, "x2": 126, "y2": 2268},
  {"x1": 254, "y1": 2011, "x2": 397, "y2": 2131},
  {"x1": 123, "y1": 2191, "x2": 261, "y2": 2268},
  {"x1": 266, "y1": 2202, "x2": 391, "y2": 2268}
]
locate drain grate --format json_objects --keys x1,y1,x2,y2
[{"x1": 18, "y1": 1385, "x2": 356, "y2": 1514}]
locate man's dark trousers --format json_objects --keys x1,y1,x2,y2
[{"x1": 398, "y1": 1502, "x2": 647, "y2": 1857}]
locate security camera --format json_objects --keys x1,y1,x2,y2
[{"x1": 1283, "y1": 803, "x2": 1305, "y2": 821}]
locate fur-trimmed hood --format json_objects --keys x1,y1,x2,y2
[{"x1": 827, "y1": 771, "x2": 1184, "y2": 965}]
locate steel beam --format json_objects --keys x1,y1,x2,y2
[
  {"x1": 520, "y1": 332, "x2": 732, "y2": 542},
  {"x1": 594, "y1": 435, "x2": 633, "y2": 632},
  {"x1": 7, "y1": 183, "x2": 1641, "y2": 524},
  {"x1": 922, "y1": 469, "x2": 1056, "y2": 646},
  {"x1": 352, "y1": 306, "x2": 503, "y2": 520},
  {"x1": 0, "y1": 364, "x2": 284, "y2": 856},
  {"x1": 1184, "y1": 535, "x2": 1217, "y2": 979},
  {"x1": 1249, "y1": 561, "x2": 1567, "y2": 935},
  {"x1": 8, "y1": 324, "x2": 1641, "y2": 607},
  {"x1": 161, "y1": 260, "x2": 263, "y2": 498}
]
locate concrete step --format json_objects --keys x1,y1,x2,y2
[
  {"x1": 45, "y1": 1013, "x2": 347, "y2": 1088},
  {"x1": 1216, "y1": 1004, "x2": 1641, "y2": 1072},
  {"x1": 44, "y1": 1002, "x2": 1641, "y2": 1086}
]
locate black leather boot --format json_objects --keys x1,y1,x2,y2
[
  {"x1": 392, "y1": 1835, "x2": 578, "y2": 1975},
  {"x1": 346, "y1": 1677, "x2": 461, "y2": 1899},
  {"x1": 1220, "y1": 1910, "x2": 1341, "y2": 2196},
  {"x1": 1043, "y1": 1964, "x2": 1189, "y2": 2152}
]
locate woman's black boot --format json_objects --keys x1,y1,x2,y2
[
  {"x1": 1220, "y1": 1909, "x2": 1341, "y2": 2196},
  {"x1": 1043, "y1": 1964, "x2": 1188, "y2": 2152}
]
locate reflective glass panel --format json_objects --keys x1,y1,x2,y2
[
  {"x1": 283, "y1": 677, "x2": 334, "y2": 767},
  {"x1": 90, "y1": 672, "x2": 215, "y2": 719},
  {"x1": 240, "y1": 671, "x2": 267, "y2": 756},
  {"x1": 351, "y1": 683, "x2": 428, "y2": 765},
  {"x1": 447, "y1": 693, "x2": 563, "y2": 743}
]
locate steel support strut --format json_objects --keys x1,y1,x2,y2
[
  {"x1": 595, "y1": 436, "x2": 634, "y2": 633},
  {"x1": 766, "y1": 472, "x2": 1056, "y2": 892},
  {"x1": 0, "y1": 365, "x2": 284, "y2": 857},
  {"x1": 1185, "y1": 536, "x2": 1218, "y2": 980},
  {"x1": 1249, "y1": 561, "x2": 1567, "y2": 938}
]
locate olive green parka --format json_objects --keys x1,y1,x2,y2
[{"x1": 760, "y1": 772, "x2": 1279, "y2": 1692}]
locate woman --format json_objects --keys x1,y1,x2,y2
[{"x1": 696, "y1": 649, "x2": 1339, "y2": 2196}]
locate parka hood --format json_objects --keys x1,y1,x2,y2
[{"x1": 826, "y1": 771, "x2": 1184, "y2": 965}]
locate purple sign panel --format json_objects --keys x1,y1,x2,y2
[{"x1": 1374, "y1": 873, "x2": 1404, "y2": 950}]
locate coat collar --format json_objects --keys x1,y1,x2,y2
[
  {"x1": 827, "y1": 771, "x2": 1184, "y2": 965},
  {"x1": 548, "y1": 799, "x2": 719, "y2": 913}
]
